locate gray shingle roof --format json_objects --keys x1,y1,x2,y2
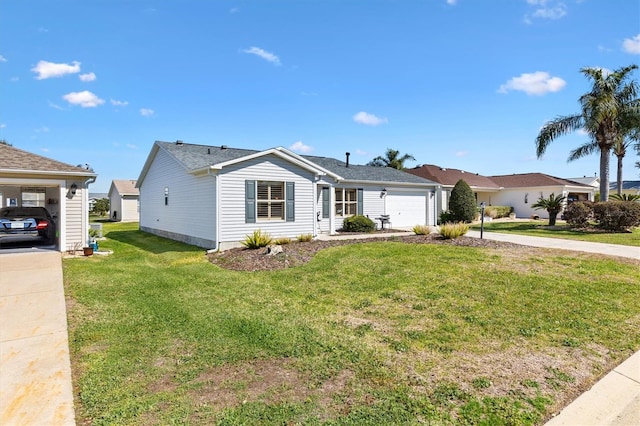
[{"x1": 156, "y1": 141, "x2": 436, "y2": 185}]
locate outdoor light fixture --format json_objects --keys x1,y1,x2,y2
[
  {"x1": 70, "y1": 183, "x2": 77, "y2": 196},
  {"x1": 381, "y1": 188, "x2": 387, "y2": 197}
]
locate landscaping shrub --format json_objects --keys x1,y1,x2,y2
[
  {"x1": 592, "y1": 201, "x2": 640, "y2": 231},
  {"x1": 483, "y1": 205, "x2": 513, "y2": 219},
  {"x1": 439, "y1": 222, "x2": 469, "y2": 239},
  {"x1": 242, "y1": 229, "x2": 272, "y2": 249},
  {"x1": 610, "y1": 193, "x2": 640, "y2": 202},
  {"x1": 342, "y1": 215, "x2": 376, "y2": 233},
  {"x1": 449, "y1": 180, "x2": 477, "y2": 223},
  {"x1": 563, "y1": 202, "x2": 593, "y2": 227},
  {"x1": 297, "y1": 233, "x2": 313, "y2": 242},
  {"x1": 412, "y1": 224, "x2": 431, "y2": 235},
  {"x1": 439, "y1": 210, "x2": 456, "y2": 224},
  {"x1": 274, "y1": 237, "x2": 291, "y2": 245}
]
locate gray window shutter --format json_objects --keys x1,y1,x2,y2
[
  {"x1": 322, "y1": 187, "x2": 330, "y2": 218},
  {"x1": 357, "y1": 188, "x2": 363, "y2": 215},
  {"x1": 286, "y1": 182, "x2": 295, "y2": 222},
  {"x1": 245, "y1": 180, "x2": 256, "y2": 223}
]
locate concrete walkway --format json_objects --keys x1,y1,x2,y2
[
  {"x1": 0, "y1": 250, "x2": 75, "y2": 426},
  {"x1": 466, "y1": 229, "x2": 640, "y2": 260}
]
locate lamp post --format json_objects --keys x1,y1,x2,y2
[{"x1": 480, "y1": 202, "x2": 486, "y2": 239}]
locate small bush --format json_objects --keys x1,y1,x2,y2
[
  {"x1": 439, "y1": 222, "x2": 469, "y2": 239},
  {"x1": 242, "y1": 229, "x2": 272, "y2": 249},
  {"x1": 342, "y1": 215, "x2": 376, "y2": 233},
  {"x1": 483, "y1": 205, "x2": 513, "y2": 219},
  {"x1": 610, "y1": 193, "x2": 640, "y2": 202},
  {"x1": 449, "y1": 180, "x2": 477, "y2": 222},
  {"x1": 412, "y1": 224, "x2": 431, "y2": 235},
  {"x1": 563, "y1": 202, "x2": 593, "y2": 227},
  {"x1": 297, "y1": 233, "x2": 313, "y2": 242},
  {"x1": 274, "y1": 237, "x2": 291, "y2": 245},
  {"x1": 439, "y1": 210, "x2": 456, "y2": 224},
  {"x1": 593, "y1": 201, "x2": 640, "y2": 231}
]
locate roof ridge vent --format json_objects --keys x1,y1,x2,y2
[
  {"x1": 176, "y1": 140, "x2": 183, "y2": 145},
  {"x1": 221, "y1": 145, "x2": 228, "y2": 150}
]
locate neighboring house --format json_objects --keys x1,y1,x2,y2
[
  {"x1": 406, "y1": 164, "x2": 500, "y2": 217},
  {"x1": 109, "y1": 180, "x2": 140, "y2": 222},
  {"x1": 567, "y1": 176, "x2": 600, "y2": 189},
  {"x1": 0, "y1": 143, "x2": 97, "y2": 251},
  {"x1": 610, "y1": 180, "x2": 640, "y2": 196},
  {"x1": 137, "y1": 141, "x2": 439, "y2": 250},
  {"x1": 487, "y1": 173, "x2": 595, "y2": 219},
  {"x1": 406, "y1": 166, "x2": 596, "y2": 219},
  {"x1": 89, "y1": 192, "x2": 108, "y2": 212}
]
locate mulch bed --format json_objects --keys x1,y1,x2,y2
[{"x1": 207, "y1": 233, "x2": 524, "y2": 272}]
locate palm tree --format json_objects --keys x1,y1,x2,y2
[
  {"x1": 532, "y1": 193, "x2": 567, "y2": 226},
  {"x1": 367, "y1": 148, "x2": 415, "y2": 170},
  {"x1": 535, "y1": 64, "x2": 640, "y2": 201}
]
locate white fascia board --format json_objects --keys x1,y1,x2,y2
[
  {"x1": 337, "y1": 179, "x2": 439, "y2": 189},
  {"x1": 191, "y1": 147, "x2": 335, "y2": 178},
  {"x1": 0, "y1": 168, "x2": 97, "y2": 178}
]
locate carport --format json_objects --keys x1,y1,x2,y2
[{"x1": 0, "y1": 144, "x2": 97, "y2": 251}]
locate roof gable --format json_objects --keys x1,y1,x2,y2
[
  {"x1": 0, "y1": 143, "x2": 96, "y2": 176},
  {"x1": 110, "y1": 179, "x2": 139, "y2": 197}
]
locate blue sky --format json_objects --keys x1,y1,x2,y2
[{"x1": 1, "y1": 0, "x2": 639, "y2": 193}]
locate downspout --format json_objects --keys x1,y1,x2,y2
[{"x1": 206, "y1": 169, "x2": 220, "y2": 253}]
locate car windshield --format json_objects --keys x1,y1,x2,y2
[{"x1": 0, "y1": 207, "x2": 49, "y2": 218}]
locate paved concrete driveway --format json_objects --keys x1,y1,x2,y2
[{"x1": 0, "y1": 250, "x2": 75, "y2": 425}]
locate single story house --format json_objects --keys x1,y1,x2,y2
[
  {"x1": 406, "y1": 164, "x2": 500, "y2": 217},
  {"x1": 0, "y1": 143, "x2": 97, "y2": 251},
  {"x1": 486, "y1": 173, "x2": 595, "y2": 219},
  {"x1": 137, "y1": 140, "x2": 439, "y2": 250},
  {"x1": 108, "y1": 179, "x2": 140, "y2": 222},
  {"x1": 89, "y1": 192, "x2": 108, "y2": 212},
  {"x1": 406, "y1": 165, "x2": 596, "y2": 219},
  {"x1": 610, "y1": 180, "x2": 640, "y2": 196}
]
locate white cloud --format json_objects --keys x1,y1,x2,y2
[
  {"x1": 455, "y1": 151, "x2": 469, "y2": 157},
  {"x1": 229, "y1": 7, "x2": 239, "y2": 14},
  {"x1": 0, "y1": 123, "x2": 6, "y2": 128},
  {"x1": 242, "y1": 46, "x2": 281, "y2": 65},
  {"x1": 79, "y1": 72, "x2": 96, "y2": 82},
  {"x1": 0, "y1": 55, "x2": 6, "y2": 62},
  {"x1": 353, "y1": 111, "x2": 388, "y2": 126},
  {"x1": 498, "y1": 71, "x2": 566, "y2": 95},
  {"x1": 446, "y1": 0, "x2": 457, "y2": 4},
  {"x1": 62, "y1": 90, "x2": 105, "y2": 108},
  {"x1": 524, "y1": 0, "x2": 567, "y2": 23},
  {"x1": 126, "y1": 144, "x2": 138, "y2": 149},
  {"x1": 577, "y1": 128, "x2": 588, "y2": 136},
  {"x1": 10, "y1": 76, "x2": 19, "y2": 82},
  {"x1": 140, "y1": 108, "x2": 154, "y2": 117},
  {"x1": 110, "y1": 99, "x2": 129, "y2": 107},
  {"x1": 35, "y1": 126, "x2": 50, "y2": 133},
  {"x1": 622, "y1": 34, "x2": 640, "y2": 55},
  {"x1": 48, "y1": 101, "x2": 64, "y2": 110},
  {"x1": 355, "y1": 149, "x2": 368, "y2": 156},
  {"x1": 32, "y1": 60, "x2": 81, "y2": 80},
  {"x1": 289, "y1": 141, "x2": 313, "y2": 153}
]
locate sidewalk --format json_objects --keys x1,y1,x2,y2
[
  {"x1": 466, "y1": 229, "x2": 640, "y2": 260},
  {"x1": 0, "y1": 250, "x2": 75, "y2": 426}
]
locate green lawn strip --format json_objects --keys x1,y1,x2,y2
[
  {"x1": 470, "y1": 221, "x2": 640, "y2": 246},
  {"x1": 64, "y1": 223, "x2": 640, "y2": 425}
]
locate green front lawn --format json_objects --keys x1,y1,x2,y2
[
  {"x1": 471, "y1": 221, "x2": 640, "y2": 247},
  {"x1": 64, "y1": 222, "x2": 640, "y2": 425}
]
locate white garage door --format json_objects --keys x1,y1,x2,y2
[{"x1": 386, "y1": 191, "x2": 427, "y2": 228}]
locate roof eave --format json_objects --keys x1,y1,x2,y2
[{"x1": 0, "y1": 168, "x2": 97, "y2": 178}]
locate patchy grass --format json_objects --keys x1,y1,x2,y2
[
  {"x1": 471, "y1": 220, "x2": 640, "y2": 247},
  {"x1": 64, "y1": 222, "x2": 640, "y2": 425}
]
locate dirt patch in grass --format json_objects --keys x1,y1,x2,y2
[
  {"x1": 185, "y1": 358, "x2": 354, "y2": 417},
  {"x1": 207, "y1": 234, "x2": 525, "y2": 271}
]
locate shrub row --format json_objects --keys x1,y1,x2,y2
[
  {"x1": 563, "y1": 201, "x2": 640, "y2": 231},
  {"x1": 483, "y1": 205, "x2": 514, "y2": 219}
]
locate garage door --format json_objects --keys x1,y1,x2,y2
[{"x1": 386, "y1": 191, "x2": 427, "y2": 228}]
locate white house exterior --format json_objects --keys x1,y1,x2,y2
[
  {"x1": 488, "y1": 173, "x2": 595, "y2": 219},
  {"x1": 137, "y1": 141, "x2": 439, "y2": 250},
  {"x1": 109, "y1": 180, "x2": 139, "y2": 222},
  {"x1": 0, "y1": 143, "x2": 97, "y2": 251}
]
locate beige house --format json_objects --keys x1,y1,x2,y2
[
  {"x1": 109, "y1": 179, "x2": 139, "y2": 222},
  {"x1": 0, "y1": 143, "x2": 97, "y2": 251}
]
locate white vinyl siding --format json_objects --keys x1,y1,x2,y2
[
  {"x1": 220, "y1": 155, "x2": 314, "y2": 242},
  {"x1": 139, "y1": 148, "x2": 217, "y2": 247},
  {"x1": 65, "y1": 181, "x2": 84, "y2": 249}
]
